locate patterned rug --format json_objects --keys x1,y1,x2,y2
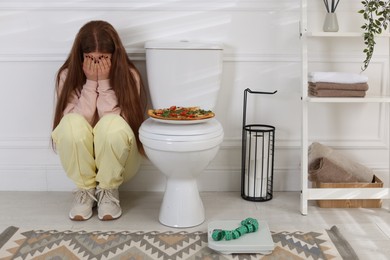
[{"x1": 0, "y1": 226, "x2": 357, "y2": 260}]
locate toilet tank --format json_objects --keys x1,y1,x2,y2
[{"x1": 145, "y1": 41, "x2": 223, "y2": 110}]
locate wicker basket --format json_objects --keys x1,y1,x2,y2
[{"x1": 314, "y1": 176, "x2": 383, "y2": 208}]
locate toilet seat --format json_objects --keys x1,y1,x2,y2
[
  {"x1": 139, "y1": 118, "x2": 224, "y2": 152},
  {"x1": 140, "y1": 118, "x2": 223, "y2": 141}
]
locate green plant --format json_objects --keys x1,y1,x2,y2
[{"x1": 359, "y1": 0, "x2": 390, "y2": 71}]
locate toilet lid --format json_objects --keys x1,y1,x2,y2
[{"x1": 140, "y1": 118, "x2": 223, "y2": 142}]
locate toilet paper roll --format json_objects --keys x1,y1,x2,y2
[
  {"x1": 244, "y1": 160, "x2": 268, "y2": 198},
  {"x1": 248, "y1": 132, "x2": 270, "y2": 162},
  {"x1": 244, "y1": 174, "x2": 268, "y2": 198},
  {"x1": 248, "y1": 133, "x2": 260, "y2": 161}
]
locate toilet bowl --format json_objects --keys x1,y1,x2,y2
[{"x1": 139, "y1": 118, "x2": 223, "y2": 227}]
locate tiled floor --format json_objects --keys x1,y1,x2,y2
[{"x1": 0, "y1": 191, "x2": 389, "y2": 259}]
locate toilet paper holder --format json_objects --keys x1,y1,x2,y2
[{"x1": 241, "y1": 88, "x2": 277, "y2": 202}]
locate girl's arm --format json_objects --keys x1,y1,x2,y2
[
  {"x1": 96, "y1": 79, "x2": 121, "y2": 118},
  {"x1": 96, "y1": 67, "x2": 141, "y2": 117},
  {"x1": 58, "y1": 70, "x2": 99, "y2": 125},
  {"x1": 95, "y1": 55, "x2": 120, "y2": 118}
]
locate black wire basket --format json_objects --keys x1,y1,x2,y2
[{"x1": 241, "y1": 88, "x2": 277, "y2": 202}]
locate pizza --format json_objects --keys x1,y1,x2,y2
[{"x1": 148, "y1": 106, "x2": 215, "y2": 120}]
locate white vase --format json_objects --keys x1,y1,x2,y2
[{"x1": 323, "y1": 13, "x2": 339, "y2": 32}]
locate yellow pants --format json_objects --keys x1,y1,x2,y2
[{"x1": 52, "y1": 113, "x2": 141, "y2": 189}]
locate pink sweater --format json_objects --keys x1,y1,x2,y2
[{"x1": 58, "y1": 69, "x2": 140, "y2": 126}]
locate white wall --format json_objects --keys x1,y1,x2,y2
[{"x1": 0, "y1": 0, "x2": 388, "y2": 192}]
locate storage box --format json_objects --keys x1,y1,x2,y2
[{"x1": 314, "y1": 176, "x2": 383, "y2": 208}]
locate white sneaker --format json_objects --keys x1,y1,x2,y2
[
  {"x1": 69, "y1": 188, "x2": 97, "y2": 221},
  {"x1": 96, "y1": 188, "x2": 122, "y2": 221}
]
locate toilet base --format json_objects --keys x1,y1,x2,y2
[{"x1": 159, "y1": 178, "x2": 205, "y2": 228}]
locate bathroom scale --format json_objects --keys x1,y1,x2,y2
[{"x1": 207, "y1": 220, "x2": 274, "y2": 255}]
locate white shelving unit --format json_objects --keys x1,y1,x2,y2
[{"x1": 300, "y1": 0, "x2": 390, "y2": 215}]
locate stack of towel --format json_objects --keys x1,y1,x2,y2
[
  {"x1": 308, "y1": 142, "x2": 374, "y2": 183},
  {"x1": 308, "y1": 72, "x2": 369, "y2": 97}
]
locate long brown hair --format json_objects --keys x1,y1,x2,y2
[{"x1": 52, "y1": 20, "x2": 146, "y2": 154}]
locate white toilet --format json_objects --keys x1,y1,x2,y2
[{"x1": 139, "y1": 41, "x2": 224, "y2": 228}]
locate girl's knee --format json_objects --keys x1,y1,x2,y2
[
  {"x1": 104, "y1": 126, "x2": 135, "y2": 149},
  {"x1": 94, "y1": 115, "x2": 136, "y2": 151},
  {"x1": 95, "y1": 115, "x2": 134, "y2": 139},
  {"x1": 61, "y1": 113, "x2": 89, "y2": 127},
  {"x1": 52, "y1": 113, "x2": 92, "y2": 143}
]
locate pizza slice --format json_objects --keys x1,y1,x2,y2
[{"x1": 148, "y1": 106, "x2": 215, "y2": 120}]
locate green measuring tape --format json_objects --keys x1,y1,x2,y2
[{"x1": 211, "y1": 218, "x2": 259, "y2": 241}]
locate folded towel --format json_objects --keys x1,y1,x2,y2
[
  {"x1": 308, "y1": 72, "x2": 368, "y2": 84},
  {"x1": 308, "y1": 142, "x2": 374, "y2": 182},
  {"x1": 309, "y1": 157, "x2": 359, "y2": 183},
  {"x1": 309, "y1": 88, "x2": 366, "y2": 97},
  {"x1": 308, "y1": 82, "x2": 369, "y2": 91}
]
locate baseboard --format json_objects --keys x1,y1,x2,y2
[
  {"x1": 0, "y1": 164, "x2": 301, "y2": 192},
  {"x1": 0, "y1": 163, "x2": 387, "y2": 192}
]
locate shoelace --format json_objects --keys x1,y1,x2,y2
[
  {"x1": 96, "y1": 189, "x2": 120, "y2": 207},
  {"x1": 73, "y1": 189, "x2": 97, "y2": 204}
]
